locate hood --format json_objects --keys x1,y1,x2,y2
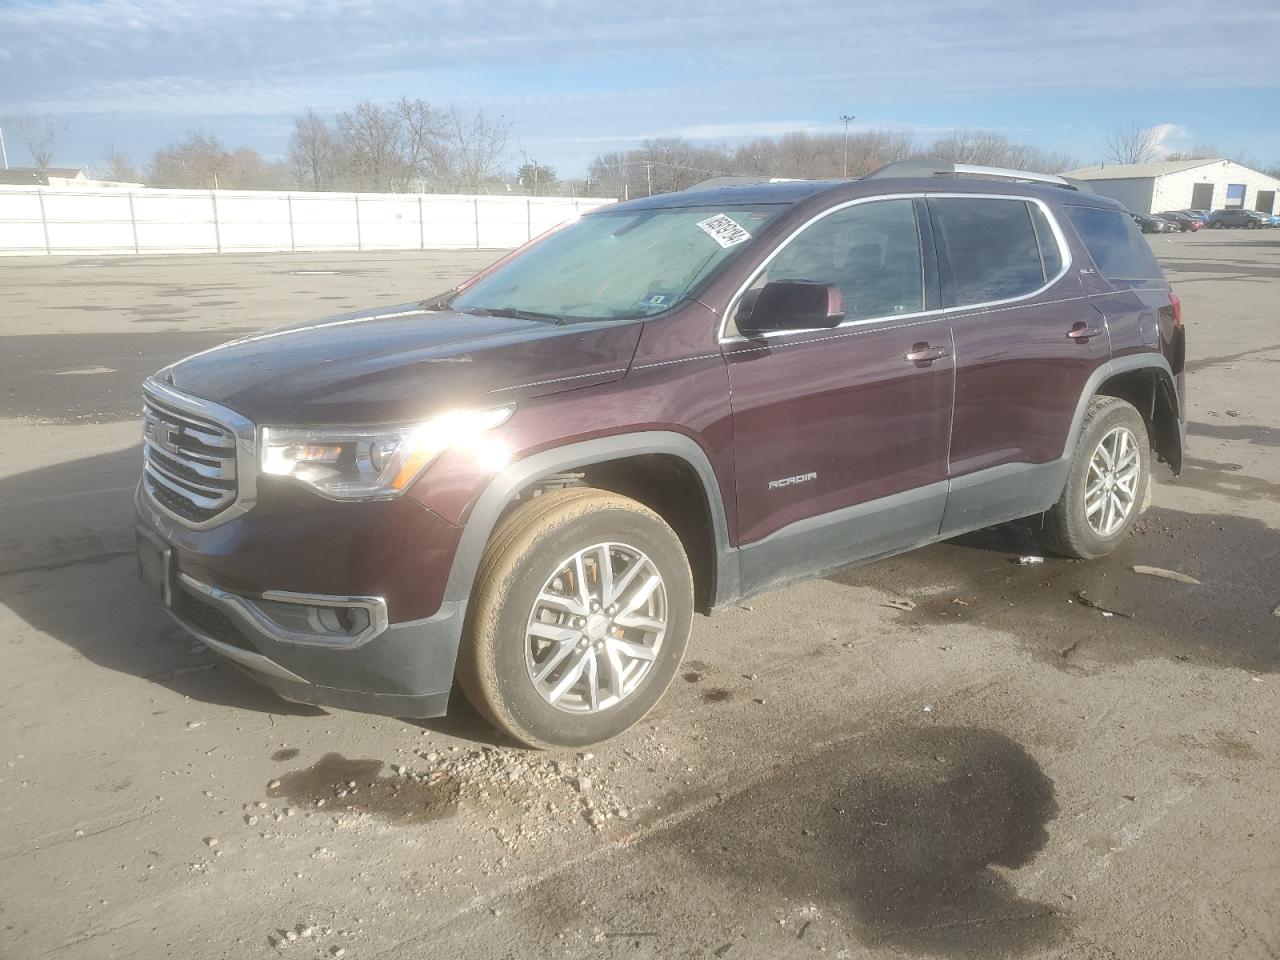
[{"x1": 163, "y1": 303, "x2": 643, "y2": 425}]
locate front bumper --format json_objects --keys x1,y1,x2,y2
[{"x1": 137, "y1": 483, "x2": 467, "y2": 718}]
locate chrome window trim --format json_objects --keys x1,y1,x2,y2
[
  {"x1": 717, "y1": 192, "x2": 1073, "y2": 343},
  {"x1": 179, "y1": 573, "x2": 390, "y2": 649},
  {"x1": 142, "y1": 377, "x2": 258, "y2": 530}
]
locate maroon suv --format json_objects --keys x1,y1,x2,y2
[{"x1": 135, "y1": 161, "x2": 1186, "y2": 747}]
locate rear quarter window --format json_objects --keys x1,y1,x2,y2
[
  {"x1": 1065, "y1": 206, "x2": 1164, "y2": 281},
  {"x1": 928, "y1": 197, "x2": 1054, "y2": 306}
]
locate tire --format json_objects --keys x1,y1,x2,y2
[
  {"x1": 457, "y1": 488, "x2": 694, "y2": 749},
  {"x1": 1040, "y1": 396, "x2": 1150, "y2": 560}
]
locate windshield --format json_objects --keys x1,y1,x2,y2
[{"x1": 448, "y1": 205, "x2": 779, "y2": 322}]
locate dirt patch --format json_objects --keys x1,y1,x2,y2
[
  {"x1": 267, "y1": 753, "x2": 461, "y2": 824},
  {"x1": 1181, "y1": 731, "x2": 1263, "y2": 762},
  {"x1": 266, "y1": 747, "x2": 636, "y2": 840},
  {"x1": 271, "y1": 747, "x2": 301, "y2": 762},
  {"x1": 702, "y1": 687, "x2": 732, "y2": 703}
]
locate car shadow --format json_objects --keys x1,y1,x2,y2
[
  {"x1": 2, "y1": 446, "x2": 554, "y2": 742},
  {"x1": 1, "y1": 446, "x2": 323, "y2": 716}
]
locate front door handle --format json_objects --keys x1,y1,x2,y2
[
  {"x1": 1066, "y1": 322, "x2": 1104, "y2": 342},
  {"x1": 905, "y1": 342, "x2": 948, "y2": 365}
]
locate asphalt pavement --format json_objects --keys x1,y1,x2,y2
[{"x1": 1, "y1": 233, "x2": 1277, "y2": 960}]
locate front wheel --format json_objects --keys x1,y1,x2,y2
[
  {"x1": 1040, "y1": 397, "x2": 1150, "y2": 560},
  {"x1": 457, "y1": 488, "x2": 694, "y2": 748}
]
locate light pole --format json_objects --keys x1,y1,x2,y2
[
  {"x1": 0, "y1": 126, "x2": 8, "y2": 170},
  {"x1": 840, "y1": 114, "x2": 856, "y2": 177}
]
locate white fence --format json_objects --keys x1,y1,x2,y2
[{"x1": 0, "y1": 186, "x2": 613, "y2": 257}]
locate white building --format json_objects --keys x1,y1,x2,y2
[
  {"x1": 0, "y1": 167, "x2": 144, "y2": 189},
  {"x1": 1061, "y1": 158, "x2": 1280, "y2": 215}
]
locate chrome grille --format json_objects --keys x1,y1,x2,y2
[{"x1": 142, "y1": 390, "x2": 238, "y2": 523}]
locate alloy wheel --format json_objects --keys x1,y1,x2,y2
[
  {"x1": 1085, "y1": 426, "x2": 1140, "y2": 536},
  {"x1": 524, "y1": 542, "x2": 668, "y2": 714}
]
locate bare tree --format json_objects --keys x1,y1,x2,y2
[
  {"x1": 149, "y1": 132, "x2": 232, "y2": 188},
  {"x1": 395, "y1": 97, "x2": 446, "y2": 188},
  {"x1": 1165, "y1": 143, "x2": 1220, "y2": 161},
  {"x1": 223, "y1": 147, "x2": 289, "y2": 190},
  {"x1": 96, "y1": 143, "x2": 143, "y2": 183},
  {"x1": 11, "y1": 113, "x2": 61, "y2": 169},
  {"x1": 335, "y1": 101, "x2": 408, "y2": 191},
  {"x1": 924, "y1": 129, "x2": 1075, "y2": 173},
  {"x1": 1105, "y1": 123, "x2": 1161, "y2": 165},
  {"x1": 288, "y1": 109, "x2": 340, "y2": 190},
  {"x1": 440, "y1": 107, "x2": 510, "y2": 193}
]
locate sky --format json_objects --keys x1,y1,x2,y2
[{"x1": 2, "y1": 0, "x2": 1279, "y2": 178}]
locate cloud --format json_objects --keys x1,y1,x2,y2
[
  {"x1": 2, "y1": 0, "x2": 1278, "y2": 172},
  {"x1": 4, "y1": 0, "x2": 1279, "y2": 120},
  {"x1": 1148, "y1": 122, "x2": 1190, "y2": 157}
]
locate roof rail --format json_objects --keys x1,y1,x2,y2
[
  {"x1": 865, "y1": 159, "x2": 1093, "y2": 193},
  {"x1": 688, "y1": 175, "x2": 808, "y2": 190}
]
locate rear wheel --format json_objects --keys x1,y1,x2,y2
[
  {"x1": 1041, "y1": 397, "x2": 1150, "y2": 560},
  {"x1": 457, "y1": 488, "x2": 694, "y2": 748}
]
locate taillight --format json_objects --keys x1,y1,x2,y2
[{"x1": 1169, "y1": 292, "x2": 1182, "y2": 328}]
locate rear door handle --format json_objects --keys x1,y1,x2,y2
[
  {"x1": 905, "y1": 343, "x2": 948, "y2": 364},
  {"x1": 1067, "y1": 323, "x2": 1104, "y2": 341}
]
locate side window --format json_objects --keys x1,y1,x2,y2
[
  {"x1": 1030, "y1": 203, "x2": 1064, "y2": 280},
  {"x1": 929, "y1": 197, "x2": 1047, "y2": 305},
  {"x1": 1065, "y1": 206, "x2": 1163, "y2": 280},
  {"x1": 738, "y1": 199, "x2": 924, "y2": 326}
]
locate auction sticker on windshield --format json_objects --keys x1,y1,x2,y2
[{"x1": 696, "y1": 214, "x2": 751, "y2": 248}]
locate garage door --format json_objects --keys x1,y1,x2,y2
[{"x1": 1190, "y1": 182, "x2": 1213, "y2": 210}]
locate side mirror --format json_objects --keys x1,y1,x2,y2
[{"x1": 738, "y1": 280, "x2": 844, "y2": 335}]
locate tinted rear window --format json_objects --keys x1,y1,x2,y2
[
  {"x1": 929, "y1": 198, "x2": 1049, "y2": 305},
  {"x1": 1066, "y1": 206, "x2": 1163, "y2": 280}
]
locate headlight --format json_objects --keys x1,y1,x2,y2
[{"x1": 260, "y1": 405, "x2": 514, "y2": 500}]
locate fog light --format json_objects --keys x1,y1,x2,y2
[{"x1": 245, "y1": 593, "x2": 385, "y2": 647}]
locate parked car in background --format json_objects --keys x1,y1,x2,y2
[
  {"x1": 1209, "y1": 209, "x2": 1268, "y2": 228},
  {"x1": 1258, "y1": 212, "x2": 1280, "y2": 227},
  {"x1": 1132, "y1": 213, "x2": 1178, "y2": 234},
  {"x1": 1156, "y1": 212, "x2": 1202, "y2": 232},
  {"x1": 135, "y1": 161, "x2": 1187, "y2": 747},
  {"x1": 1186, "y1": 210, "x2": 1213, "y2": 222}
]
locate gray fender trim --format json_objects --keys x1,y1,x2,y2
[
  {"x1": 443, "y1": 431, "x2": 738, "y2": 608},
  {"x1": 1062, "y1": 354, "x2": 1179, "y2": 460}
]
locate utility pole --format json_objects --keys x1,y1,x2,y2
[
  {"x1": 840, "y1": 114, "x2": 856, "y2": 178},
  {"x1": 0, "y1": 126, "x2": 8, "y2": 170},
  {"x1": 644, "y1": 159, "x2": 653, "y2": 197}
]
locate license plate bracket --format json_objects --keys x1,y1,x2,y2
[{"x1": 136, "y1": 527, "x2": 173, "y2": 607}]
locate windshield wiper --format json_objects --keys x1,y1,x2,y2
[{"x1": 464, "y1": 306, "x2": 566, "y2": 325}]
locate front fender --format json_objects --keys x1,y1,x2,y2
[{"x1": 440, "y1": 431, "x2": 739, "y2": 608}]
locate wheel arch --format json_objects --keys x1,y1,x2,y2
[
  {"x1": 443, "y1": 432, "x2": 739, "y2": 615},
  {"x1": 1064, "y1": 356, "x2": 1183, "y2": 475}
]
